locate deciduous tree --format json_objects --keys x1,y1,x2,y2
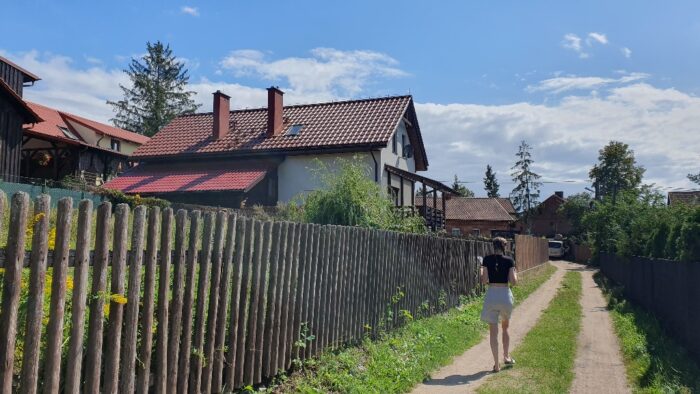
[{"x1": 589, "y1": 141, "x2": 645, "y2": 203}]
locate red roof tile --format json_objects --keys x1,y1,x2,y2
[
  {"x1": 417, "y1": 197, "x2": 517, "y2": 222},
  {"x1": 24, "y1": 101, "x2": 149, "y2": 145},
  {"x1": 132, "y1": 95, "x2": 428, "y2": 169},
  {"x1": 103, "y1": 163, "x2": 267, "y2": 194}
]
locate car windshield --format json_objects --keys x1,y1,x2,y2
[{"x1": 548, "y1": 242, "x2": 562, "y2": 248}]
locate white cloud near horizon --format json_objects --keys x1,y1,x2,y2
[
  {"x1": 219, "y1": 48, "x2": 408, "y2": 99},
  {"x1": 180, "y1": 6, "x2": 199, "y2": 16},
  {"x1": 527, "y1": 72, "x2": 649, "y2": 94},
  {"x1": 2, "y1": 49, "x2": 697, "y2": 195}
]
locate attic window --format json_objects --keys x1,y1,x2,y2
[
  {"x1": 286, "y1": 124, "x2": 304, "y2": 136},
  {"x1": 58, "y1": 126, "x2": 79, "y2": 140}
]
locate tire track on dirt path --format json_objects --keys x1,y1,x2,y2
[
  {"x1": 410, "y1": 262, "x2": 566, "y2": 394},
  {"x1": 570, "y1": 265, "x2": 630, "y2": 394}
]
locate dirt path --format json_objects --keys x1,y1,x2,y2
[
  {"x1": 570, "y1": 266, "x2": 630, "y2": 394},
  {"x1": 410, "y1": 262, "x2": 566, "y2": 394}
]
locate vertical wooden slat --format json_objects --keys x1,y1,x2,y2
[
  {"x1": 103, "y1": 203, "x2": 130, "y2": 394},
  {"x1": 292, "y1": 224, "x2": 312, "y2": 362},
  {"x1": 64, "y1": 200, "x2": 93, "y2": 394},
  {"x1": 136, "y1": 206, "x2": 161, "y2": 394},
  {"x1": 328, "y1": 226, "x2": 342, "y2": 347},
  {"x1": 263, "y1": 221, "x2": 285, "y2": 378},
  {"x1": 286, "y1": 223, "x2": 306, "y2": 367},
  {"x1": 212, "y1": 214, "x2": 238, "y2": 393},
  {"x1": 190, "y1": 211, "x2": 216, "y2": 391},
  {"x1": 43, "y1": 196, "x2": 73, "y2": 394},
  {"x1": 229, "y1": 218, "x2": 252, "y2": 389},
  {"x1": 277, "y1": 222, "x2": 297, "y2": 371},
  {"x1": 84, "y1": 202, "x2": 112, "y2": 393},
  {"x1": 243, "y1": 220, "x2": 265, "y2": 385},
  {"x1": 19, "y1": 194, "x2": 50, "y2": 394},
  {"x1": 118, "y1": 205, "x2": 147, "y2": 394},
  {"x1": 309, "y1": 225, "x2": 327, "y2": 356},
  {"x1": 177, "y1": 210, "x2": 201, "y2": 393},
  {"x1": 167, "y1": 209, "x2": 188, "y2": 393},
  {"x1": 254, "y1": 221, "x2": 273, "y2": 383},
  {"x1": 202, "y1": 210, "x2": 228, "y2": 394},
  {"x1": 155, "y1": 208, "x2": 174, "y2": 394}
]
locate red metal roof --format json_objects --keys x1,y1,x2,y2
[
  {"x1": 24, "y1": 101, "x2": 150, "y2": 145},
  {"x1": 417, "y1": 197, "x2": 517, "y2": 222},
  {"x1": 132, "y1": 95, "x2": 428, "y2": 170},
  {"x1": 103, "y1": 163, "x2": 267, "y2": 194}
]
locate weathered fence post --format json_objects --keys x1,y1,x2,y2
[
  {"x1": 155, "y1": 208, "x2": 174, "y2": 394},
  {"x1": 167, "y1": 209, "x2": 188, "y2": 392}
]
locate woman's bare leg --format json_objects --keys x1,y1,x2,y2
[
  {"x1": 489, "y1": 323, "x2": 500, "y2": 371},
  {"x1": 501, "y1": 319, "x2": 511, "y2": 361}
]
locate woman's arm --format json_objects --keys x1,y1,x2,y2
[
  {"x1": 480, "y1": 266, "x2": 489, "y2": 285},
  {"x1": 508, "y1": 267, "x2": 518, "y2": 286}
]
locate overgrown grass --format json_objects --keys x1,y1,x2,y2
[
  {"x1": 594, "y1": 272, "x2": 700, "y2": 393},
  {"x1": 270, "y1": 264, "x2": 556, "y2": 393},
  {"x1": 478, "y1": 270, "x2": 582, "y2": 394}
]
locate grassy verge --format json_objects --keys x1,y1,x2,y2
[
  {"x1": 594, "y1": 272, "x2": 700, "y2": 393},
  {"x1": 477, "y1": 270, "x2": 582, "y2": 394},
  {"x1": 268, "y1": 263, "x2": 556, "y2": 393}
]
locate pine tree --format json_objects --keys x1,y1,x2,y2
[
  {"x1": 108, "y1": 41, "x2": 200, "y2": 136},
  {"x1": 510, "y1": 141, "x2": 542, "y2": 231},
  {"x1": 483, "y1": 165, "x2": 500, "y2": 197},
  {"x1": 451, "y1": 175, "x2": 474, "y2": 197}
]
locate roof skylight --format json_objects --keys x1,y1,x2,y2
[
  {"x1": 286, "y1": 124, "x2": 304, "y2": 136},
  {"x1": 58, "y1": 126, "x2": 79, "y2": 140}
]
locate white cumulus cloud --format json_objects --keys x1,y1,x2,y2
[
  {"x1": 219, "y1": 48, "x2": 408, "y2": 99},
  {"x1": 586, "y1": 32, "x2": 608, "y2": 45},
  {"x1": 527, "y1": 72, "x2": 649, "y2": 94},
  {"x1": 621, "y1": 47, "x2": 632, "y2": 58},
  {"x1": 181, "y1": 6, "x2": 199, "y2": 16}
]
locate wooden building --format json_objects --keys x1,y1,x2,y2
[
  {"x1": 515, "y1": 191, "x2": 573, "y2": 237},
  {"x1": 416, "y1": 196, "x2": 518, "y2": 237},
  {"x1": 0, "y1": 56, "x2": 41, "y2": 181}
]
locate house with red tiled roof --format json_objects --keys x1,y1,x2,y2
[
  {"x1": 416, "y1": 196, "x2": 518, "y2": 237},
  {"x1": 1, "y1": 55, "x2": 149, "y2": 184},
  {"x1": 106, "y1": 87, "x2": 455, "y2": 214},
  {"x1": 22, "y1": 101, "x2": 149, "y2": 183},
  {"x1": 514, "y1": 191, "x2": 573, "y2": 237}
]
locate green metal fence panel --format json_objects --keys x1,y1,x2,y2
[{"x1": 0, "y1": 181, "x2": 104, "y2": 207}]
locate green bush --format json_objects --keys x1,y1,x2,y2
[
  {"x1": 299, "y1": 158, "x2": 427, "y2": 233},
  {"x1": 94, "y1": 187, "x2": 170, "y2": 209},
  {"x1": 678, "y1": 208, "x2": 700, "y2": 262}
]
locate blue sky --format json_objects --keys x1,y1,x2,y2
[{"x1": 2, "y1": 1, "x2": 699, "y2": 198}]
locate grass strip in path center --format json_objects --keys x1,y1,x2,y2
[
  {"x1": 268, "y1": 264, "x2": 556, "y2": 394},
  {"x1": 477, "y1": 270, "x2": 583, "y2": 394}
]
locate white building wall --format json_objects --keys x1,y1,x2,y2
[
  {"x1": 276, "y1": 120, "x2": 417, "y2": 207},
  {"x1": 65, "y1": 120, "x2": 141, "y2": 155}
]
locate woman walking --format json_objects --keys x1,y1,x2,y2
[{"x1": 480, "y1": 237, "x2": 518, "y2": 372}]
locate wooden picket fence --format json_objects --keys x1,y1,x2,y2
[
  {"x1": 0, "y1": 191, "x2": 498, "y2": 393},
  {"x1": 514, "y1": 234, "x2": 549, "y2": 271}
]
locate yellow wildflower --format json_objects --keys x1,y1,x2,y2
[
  {"x1": 103, "y1": 303, "x2": 110, "y2": 317},
  {"x1": 47, "y1": 228, "x2": 56, "y2": 250},
  {"x1": 110, "y1": 294, "x2": 128, "y2": 305},
  {"x1": 66, "y1": 276, "x2": 74, "y2": 291}
]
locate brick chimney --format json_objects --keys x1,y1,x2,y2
[
  {"x1": 555, "y1": 191, "x2": 564, "y2": 198},
  {"x1": 267, "y1": 86, "x2": 284, "y2": 137},
  {"x1": 213, "y1": 90, "x2": 230, "y2": 140}
]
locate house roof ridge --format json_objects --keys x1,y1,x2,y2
[{"x1": 178, "y1": 94, "x2": 414, "y2": 117}]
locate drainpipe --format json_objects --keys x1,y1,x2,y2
[{"x1": 370, "y1": 150, "x2": 379, "y2": 182}]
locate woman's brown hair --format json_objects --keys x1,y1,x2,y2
[{"x1": 492, "y1": 237, "x2": 508, "y2": 253}]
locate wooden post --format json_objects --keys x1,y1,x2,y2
[
  {"x1": 190, "y1": 211, "x2": 216, "y2": 391},
  {"x1": 288, "y1": 223, "x2": 308, "y2": 366},
  {"x1": 232, "y1": 218, "x2": 254, "y2": 388},
  {"x1": 118, "y1": 205, "x2": 148, "y2": 394},
  {"x1": 136, "y1": 207, "x2": 161, "y2": 394},
  {"x1": 254, "y1": 221, "x2": 274, "y2": 383},
  {"x1": 243, "y1": 220, "x2": 265, "y2": 385},
  {"x1": 166, "y1": 210, "x2": 188, "y2": 393},
  {"x1": 212, "y1": 214, "x2": 237, "y2": 393},
  {"x1": 64, "y1": 200, "x2": 93, "y2": 394},
  {"x1": 278, "y1": 222, "x2": 298, "y2": 370},
  {"x1": 84, "y1": 202, "x2": 112, "y2": 393},
  {"x1": 154, "y1": 208, "x2": 174, "y2": 394},
  {"x1": 264, "y1": 222, "x2": 286, "y2": 377},
  {"x1": 103, "y1": 204, "x2": 130, "y2": 394},
  {"x1": 202, "y1": 210, "x2": 228, "y2": 393},
  {"x1": 177, "y1": 210, "x2": 201, "y2": 394},
  {"x1": 44, "y1": 197, "x2": 74, "y2": 394},
  {"x1": 19, "y1": 194, "x2": 50, "y2": 394}
]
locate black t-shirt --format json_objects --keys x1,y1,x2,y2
[{"x1": 481, "y1": 254, "x2": 515, "y2": 284}]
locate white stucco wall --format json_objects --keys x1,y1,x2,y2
[
  {"x1": 277, "y1": 120, "x2": 417, "y2": 206},
  {"x1": 65, "y1": 120, "x2": 141, "y2": 155}
]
